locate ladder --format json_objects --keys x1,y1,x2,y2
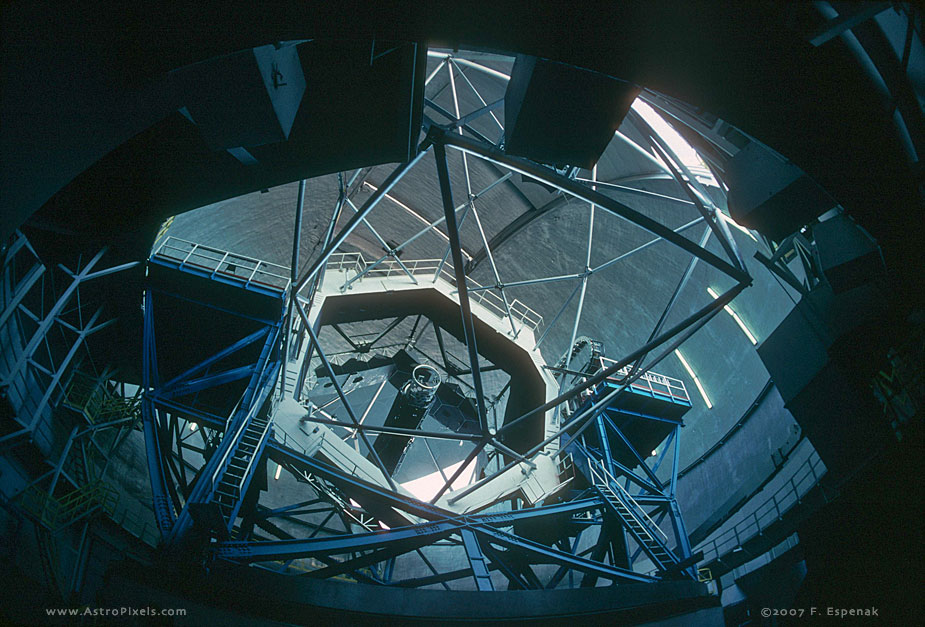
[
  {"x1": 213, "y1": 415, "x2": 272, "y2": 528},
  {"x1": 588, "y1": 459, "x2": 676, "y2": 573}
]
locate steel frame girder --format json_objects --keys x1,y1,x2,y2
[
  {"x1": 304, "y1": 543, "x2": 427, "y2": 581},
  {"x1": 602, "y1": 415, "x2": 667, "y2": 491},
  {"x1": 433, "y1": 139, "x2": 490, "y2": 434},
  {"x1": 431, "y1": 125, "x2": 750, "y2": 283},
  {"x1": 295, "y1": 299, "x2": 399, "y2": 491},
  {"x1": 475, "y1": 526, "x2": 656, "y2": 584},
  {"x1": 603, "y1": 406, "x2": 685, "y2": 426},
  {"x1": 300, "y1": 415, "x2": 483, "y2": 442},
  {"x1": 294, "y1": 150, "x2": 429, "y2": 296},
  {"x1": 142, "y1": 290, "x2": 175, "y2": 536},
  {"x1": 460, "y1": 528, "x2": 495, "y2": 591},
  {"x1": 2, "y1": 247, "x2": 106, "y2": 388},
  {"x1": 161, "y1": 319, "x2": 282, "y2": 546},
  {"x1": 27, "y1": 306, "x2": 108, "y2": 431},
  {"x1": 481, "y1": 543, "x2": 535, "y2": 590},
  {"x1": 392, "y1": 567, "x2": 474, "y2": 589},
  {"x1": 425, "y1": 98, "x2": 497, "y2": 146},
  {"x1": 225, "y1": 370, "x2": 279, "y2": 529},
  {"x1": 629, "y1": 109, "x2": 744, "y2": 273},
  {"x1": 160, "y1": 326, "x2": 270, "y2": 392},
  {"x1": 498, "y1": 280, "x2": 746, "y2": 439},
  {"x1": 215, "y1": 497, "x2": 604, "y2": 563},
  {"x1": 159, "y1": 363, "x2": 257, "y2": 400},
  {"x1": 448, "y1": 282, "x2": 739, "y2": 507},
  {"x1": 279, "y1": 179, "x2": 306, "y2": 399},
  {"x1": 0, "y1": 262, "x2": 44, "y2": 330}
]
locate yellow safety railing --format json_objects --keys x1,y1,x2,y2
[
  {"x1": 63, "y1": 372, "x2": 141, "y2": 425},
  {"x1": 18, "y1": 480, "x2": 118, "y2": 532}
]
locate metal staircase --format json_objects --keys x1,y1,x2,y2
[
  {"x1": 588, "y1": 459, "x2": 678, "y2": 574},
  {"x1": 208, "y1": 334, "x2": 280, "y2": 530},
  {"x1": 213, "y1": 414, "x2": 273, "y2": 528}
]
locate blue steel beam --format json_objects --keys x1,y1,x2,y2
[
  {"x1": 159, "y1": 364, "x2": 257, "y2": 399},
  {"x1": 481, "y1": 543, "x2": 533, "y2": 589},
  {"x1": 268, "y1": 440, "x2": 446, "y2": 524},
  {"x1": 649, "y1": 429, "x2": 675, "y2": 478},
  {"x1": 163, "y1": 327, "x2": 281, "y2": 546},
  {"x1": 603, "y1": 415, "x2": 666, "y2": 491},
  {"x1": 305, "y1": 543, "x2": 430, "y2": 582},
  {"x1": 217, "y1": 518, "x2": 462, "y2": 562},
  {"x1": 574, "y1": 442, "x2": 663, "y2": 497},
  {"x1": 545, "y1": 530, "x2": 585, "y2": 590},
  {"x1": 238, "y1": 325, "x2": 282, "y2": 414},
  {"x1": 460, "y1": 528, "x2": 495, "y2": 591},
  {"x1": 142, "y1": 290, "x2": 175, "y2": 536},
  {"x1": 147, "y1": 286, "x2": 280, "y2": 327},
  {"x1": 215, "y1": 498, "x2": 604, "y2": 562},
  {"x1": 148, "y1": 395, "x2": 227, "y2": 429},
  {"x1": 603, "y1": 405, "x2": 687, "y2": 426},
  {"x1": 160, "y1": 326, "x2": 270, "y2": 391},
  {"x1": 474, "y1": 526, "x2": 657, "y2": 584},
  {"x1": 596, "y1": 414, "x2": 615, "y2": 478}
]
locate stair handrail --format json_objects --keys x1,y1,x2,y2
[
  {"x1": 211, "y1": 358, "x2": 279, "y2": 497},
  {"x1": 592, "y1": 458, "x2": 669, "y2": 541},
  {"x1": 210, "y1": 411, "x2": 250, "y2": 495},
  {"x1": 235, "y1": 418, "x2": 274, "y2": 496}
]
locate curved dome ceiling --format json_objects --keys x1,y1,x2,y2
[{"x1": 164, "y1": 47, "x2": 793, "y2": 468}]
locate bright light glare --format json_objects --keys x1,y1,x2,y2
[
  {"x1": 189, "y1": 423, "x2": 197, "y2": 431},
  {"x1": 707, "y1": 287, "x2": 758, "y2": 345},
  {"x1": 630, "y1": 99, "x2": 718, "y2": 187},
  {"x1": 274, "y1": 463, "x2": 282, "y2": 480},
  {"x1": 400, "y1": 459, "x2": 477, "y2": 502},
  {"x1": 718, "y1": 211, "x2": 758, "y2": 242},
  {"x1": 675, "y1": 350, "x2": 713, "y2": 409}
]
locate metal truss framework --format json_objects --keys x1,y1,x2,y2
[
  {"x1": 136, "y1": 55, "x2": 751, "y2": 593},
  {"x1": 0, "y1": 232, "x2": 135, "y2": 451},
  {"x1": 0, "y1": 230, "x2": 149, "y2": 603}
]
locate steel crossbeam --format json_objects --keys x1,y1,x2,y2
[
  {"x1": 215, "y1": 498, "x2": 602, "y2": 563},
  {"x1": 430, "y1": 124, "x2": 749, "y2": 283}
]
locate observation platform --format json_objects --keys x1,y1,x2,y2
[
  {"x1": 301, "y1": 252, "x2": 556, "y2": 454},
  {"x1": 151, "y1": 236, "x2": 290, "y2": 299},
  {"x1": 146, "y1": 237, "x2": 287, "y2": 419},
  {"x1": 567, "y1": 357, "x2": 691, "y2": 469}
]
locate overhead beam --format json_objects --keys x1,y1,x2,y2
[
  {"x1": 433, "y1": 138, "x2": 490, "y2": 434},
  {"x1": 215, "y1": 498, "x2": 604, "y2": 563},
  {"x1": 294, "y1": 150, "x2": 428, "y2": 296},
  {"x1": 433, "y1": 125, "x2": 749, "y2": 283}
]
